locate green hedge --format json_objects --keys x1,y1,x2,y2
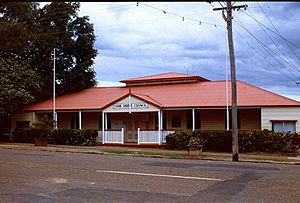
[
  {"x1": 12, "y1": 128, "x2": 34, "y2": 143},
  {"x1": 49, "y1": 129, "x2": 98, "y2": 146},
  {"x1": 12, "y1": 128, "x2": 98, "y2": 146},
  {"x1": 166, "y1": 129, "x2": 300, "y2": 153}
]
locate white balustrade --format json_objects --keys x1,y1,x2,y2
[
  {"x1": 138, "y1": 129, "x2": 159, "y2": 144},
  {"x1": 98, "y1": 128, "x2": 174, "y2": 144},
  {"x1": 99, "y1": 128, "x2": 124, "y2": 144}
]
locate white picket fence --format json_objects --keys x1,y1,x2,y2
[
  {"x1": 137, "y1": 129, "x2": 175, "y2": 144},
  {"x1": 98, "y1": 128, "x2": 175, "y2": 145},
  {"x1": 99, "y1": 128, "x2": 124, "y2": 144},
  {"x1": 138, "y1": 129, "x2": 159, "y2": 144}
]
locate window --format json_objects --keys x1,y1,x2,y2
[
  {"x1": 272, "y1": 121, "x2": 296, "y2": 133},
  {"x1": 16, "y1": 121, "x2": 30, "y2": 128},
  {"x1": 172, "y1": 116, "x2": 181, "y2": 128}
]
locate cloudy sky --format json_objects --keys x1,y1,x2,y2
[{"x1": 75, "y1": 2, "x2": 300, "y2": 101}]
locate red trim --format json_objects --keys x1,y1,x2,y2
[
  {"x1": 270, "y1": 120, "x2": 297, "y2": 122},
  {"x1": 101, "y1": 93, "x2": 130, "y2": 110},
  {"x1": 130, "y1": 93, "x2": 162, "y2": 108},
  {"x1": 120, "y1": 76, "x2": 209, "y2": 84},
  {"x1": 104, "y1": 129, "x2": 123, "y2": 131},
  {"x1": 101, "y1": 93, "x2": 162, "y2": 110},
  {"x1": 101, "y1": 143, "x2": 164, "y2": 148}
]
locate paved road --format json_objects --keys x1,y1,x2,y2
[{"x1": 0, "y1": 148, "x2": 299, "y2": 203}]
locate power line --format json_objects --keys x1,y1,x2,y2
[
  {"x1": 233, "y1": 16, "x2": 299, "y2": 81},
  {"x1": 138, "y1": 2, "x2": 226, "y2": 28},
  {"x1": 240, "y1": 9, "x2": 300, "y2": 50},
  {"x1": 233, "y1": 28, "x2": 297, "y2": 83},
  {"x1": 97, "y1": 8, "x2": 215, "y2": 29},
  {"x1": 234, "y1": 16, "x2": 298, "y2": 81},
  {"x1": 246, "y1": 8, "x2": 300, "y2": 73},
  {"x1": 256, "y1": 2, "x2": 300, "y2": 63}
]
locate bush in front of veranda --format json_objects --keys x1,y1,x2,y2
[
  {"x1": 49, "y1": 129, "x2": 98, "y2": 146},
  {"x1": 165, "y1": 129, "x2": 300, "y2": 153},
  {"x1": 12, "y1": 128, "x2": 34, "y2": 143},
  {"x1": 12, "y1": 128, "x2": 98, "y2": 146}
]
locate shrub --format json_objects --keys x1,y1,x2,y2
[
  {"x1": 11, "y1": 126, "x2": 51, "y2": 143},
  {"x1": 165, "y1": 130, "x2": 192, "y2": 150},
  {"x1": 49, "y1": 129, "x2": 98, "y2": 146},
  {"x1": 166, "y1": 129, "x2": 299, "y2": 153},
  {"x1": 12, "y1": 128, "x2": 33, "y2": 143}
]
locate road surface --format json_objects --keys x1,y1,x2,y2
[{"x1": 0, "y1": 148, "x2": 299, "y2": 202}]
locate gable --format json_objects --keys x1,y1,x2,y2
[{"x1": 103, "y1": 95, "x2": 159, "y2": 113}]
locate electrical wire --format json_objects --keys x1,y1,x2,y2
[
  {"x1": 234, "y1": 15, "x2": 298, "y2": 77},
  {"x1": 233, "y1": 16, "x2": 299, "y2": 81},
  {"x1": 246, "y1": 8, "x2": 300, "y2": 73},
  {"x1": 241, "y1": 9, "x2": 300, "y2": 50},
  {"x1": 138, "y1": 2, "x2": 226, "y2": 28},
  {"x1": 256, "y1": 2, "x2": 300, "y2": 63},
  {"x1": 233, "y1": 28, "x2": 296, "y2": 83}
]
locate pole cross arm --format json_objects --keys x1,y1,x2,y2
[{"x1": 213, "y1": 5, "x2": 248, "y2": 11}]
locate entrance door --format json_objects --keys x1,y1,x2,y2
[{"x1": 126, "y1": 114, "x2": 140, "y2": 143}]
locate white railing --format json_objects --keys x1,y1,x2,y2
[
  {"x1": 161, "y1": 130, "x2": 175, "y2": 143},
  {"x1": 137, "y1": 129, "x2": 175, "y2": 144},
  {"x1": 138, "y1": 128, "x2": 159, "y2": 144},
  {"x1": 98, "y1": 128, "x2": 175, "y2": 145},
  {"x1": 98, "y1": 128, "x2": 124, "y2": 144},
  {"x1": 97, "y1": 131, "x2": 102, "y2": 142}
]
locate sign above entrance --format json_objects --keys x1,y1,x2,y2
[
  {"x1": 112, "y1": 103, "x2": 149, "y2": 109},
  {"x1": 104, "y1": 95, "x2": 158, "y2": 113}
]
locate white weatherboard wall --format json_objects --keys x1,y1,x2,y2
[{"x1": 261, "y1": 107, "x2": 300, "y2": 132}]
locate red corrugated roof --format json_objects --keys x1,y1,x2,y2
[
  {"x1": 22, "y1": 78, "x2": 300, "y2": 111},
  {"x1": 120, "y1": 72, "x2": 209, "y2": 84}
]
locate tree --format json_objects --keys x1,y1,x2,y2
[
  {"x1": 0, "y1": 2, "x2": 39, "y2": 61},
  {"x1": 0, "y1": 2, "x2": 98, "y2": 102},
  {"x1": 32, "y1": 2, "x2": 98, "y2": 99},
  {"x1": 0, "y1": 58, "x2": 41, "y2": 116}
]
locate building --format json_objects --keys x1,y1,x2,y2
[{"x1": 12, "y1": 72, "x2": 300, "y2": 145}]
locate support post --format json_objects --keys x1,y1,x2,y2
[
  {"x1": 213, "y1": 1, "x2": 247, "y2": 162},
  {"x1": 192, "y1": 109, "x2": 195, "y2": 131},
  {"x1": 105, "y1": 113, "x2": 108, "y2": 143},
  {"x1": 158, "y1": 110, "x2": 161, "y2": 145},
  {"x1": 226, "y1": 1, "x2": 239, "y2": 162},
  {"x1": 102, "y1": 112, "x2": 105, "y2": 144},
  {"x1": 105, "y1": 113, "x2": 108, "y2": 130},
  {"x1": 160, "y1": 110, "x2": 163, "y2": 143},
  {"x1": 32, "y1": 112, "x2": 36, "y2": 124},
  {"x1": 137, "y1": 127, "x2": 140, "y2": 145},
  {"x1": 79, "y1": 111, "x2": 82, "y2": 130},
  {"x1": 121, "y1": 128, "x2": 124, "y2": 144},
  {"x1": 53, "y1": 48, "x2": 57, "y2": 129}
]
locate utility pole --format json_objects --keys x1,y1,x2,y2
[
  {"x1": 53, "y1": 48, "x2": 57, "y2": 129},
  {"x1": 213, "y1": 1, "x2": 247, "y2": 161}
]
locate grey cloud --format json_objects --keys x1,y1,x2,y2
[{"x1": 84, "y1": 2, "x2": 300, "y2": 101}]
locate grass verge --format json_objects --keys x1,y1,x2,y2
[{"x1": 101, "y1": 149, "x2": 300, "y2": 164}]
